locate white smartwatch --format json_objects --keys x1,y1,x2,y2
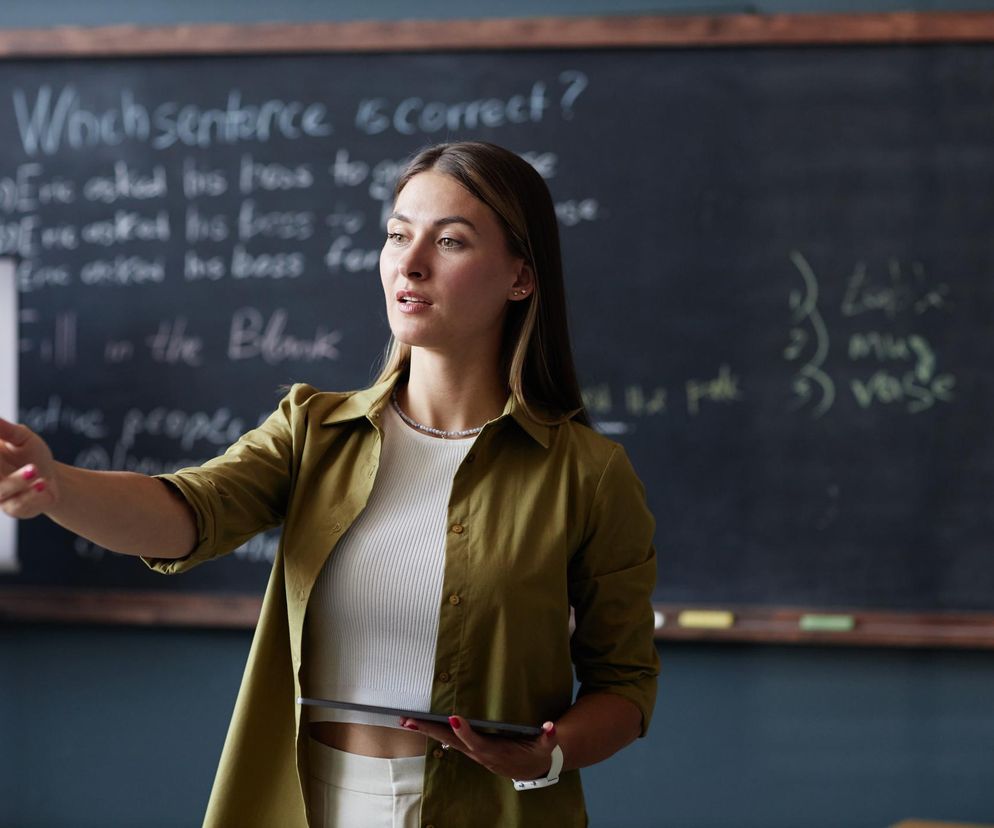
[{"x1": 512, "y1": 744, "x2": 563, "y2": 791}]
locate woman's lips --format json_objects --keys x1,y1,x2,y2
[{"x1": 397, "y1": 291, "x2": 432, "y2": 313}]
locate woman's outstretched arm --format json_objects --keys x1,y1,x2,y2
[{"x1": 0, "y1": 417, "x2": 196, "y2": 559}]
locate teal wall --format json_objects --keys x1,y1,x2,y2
[
  {"x1": 3, "y1": 2, "x2": 994, "y2": 826},
  {"x1": 4, "y1": 624, "x2": 994, "y2": 827},
  {"x1": 3, "y1": 0, "x2": 994, "y2": 27}
]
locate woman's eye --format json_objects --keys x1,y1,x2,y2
[
  {"x1": 385, "y1": 232, "x2": 406, "y2": 244},
  {"x1": 438, "y1": 237, "x2": 461, "y2": 249}
]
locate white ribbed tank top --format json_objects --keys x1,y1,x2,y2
[{"x1": 303, "y1": 401, "x2": 475, "y2": 729}]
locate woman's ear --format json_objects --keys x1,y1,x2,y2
[{"x1": 509, "y1": 262, "x2": 535, "y2": 301}]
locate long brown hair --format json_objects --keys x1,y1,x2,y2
[{"x1": 375, "y1": 141, "x2": 589, "y2": 427}]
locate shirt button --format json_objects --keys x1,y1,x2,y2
[
  {"x1": 432, "y1": 748, "x2": 445, "y2": 759},
  {"x1": 448, "y1": 594, "x2": 461, "y2": 606},
  {"x1": 450, "y1": 523, "x2": 464, "y2": 534},
  {"x1": 438, "y1": 671, "x2": 451, "y2": 683},
  {"x1": 331, "y1": 522, "x2": 342, "y2": 533},
  {"x1": 465, "y1": 452, "x2": 476, "y2": 463}
]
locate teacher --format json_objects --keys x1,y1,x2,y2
[{"x1": 0, "y1": 141, "x2": 659, "y2": 827}]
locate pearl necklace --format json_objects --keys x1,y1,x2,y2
[{"x1": 390, "y1": 389, "x2": 486, "y2": 439}]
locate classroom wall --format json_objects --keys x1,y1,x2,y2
[
  {"x1": 3, "y1": 624, "x2": 994, "y2": 828},
  {"x1": 3, "y1": 2, "x2": 994, "y2": 827},
  {"x1": 3, "y1": 0, "x2": 994, "y2": 27}
]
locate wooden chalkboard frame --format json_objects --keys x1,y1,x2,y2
[{"x1": 2, "y1": 11, "x2": 994, "y2": 648}]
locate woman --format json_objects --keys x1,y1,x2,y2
[{"x1": 0, "y1": 142, "x2": 659, "y2": 827}]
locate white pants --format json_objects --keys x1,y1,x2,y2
[{"x1": 307, "y1": 738, "x2": 425, "y2": 828}]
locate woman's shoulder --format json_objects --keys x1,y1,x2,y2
[
  {"x1": 280, "y1": 382, "x2": 357, "y2": 406},
  {"x1": 276, "y1": 381, "x2": 386, "y2": 425},
  {"x1": 547, "y1": 416, "x2": 628, "y2": 471}
]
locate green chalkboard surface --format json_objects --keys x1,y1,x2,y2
[{"x1": 1, "y1": 16, "x2": 993, "y2": 641}]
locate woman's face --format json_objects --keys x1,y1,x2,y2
[{"x1": 380, "y1": 170, "x2": 530, "y2": 357}]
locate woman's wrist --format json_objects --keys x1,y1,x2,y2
[{"x1": 513, "y1": 744, "x2": 563, "y2": 789}]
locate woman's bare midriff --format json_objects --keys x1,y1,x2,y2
[{"x1": 309, "y1": 720, "x2": 428, "y2": 758}]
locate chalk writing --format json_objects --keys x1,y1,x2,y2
[
  {"x1": 841, "y1": 258, "x2": 951, "y2": 319},
  {"x1": 145, "y1": 318, "x2": 203, "y2": 366},
  {"x1": 555, "y1": 198, "x2": 599, "y2": 226},
  {"x1": 847, "y1": 330, "x2": 954, "y2": 414},
  {"x1": 230, "y1": 245, "x2": 304, "y2": 279},
  {"x1": 355, "y1": 83, "x2": 552, "y2": 137},
  {"x1": 624, "y1": 385, "x2": 667, "y2": 417},
  {"x1": 185, "y1": 207, "x2": 229, "y2": 243},
  {"x1": 82, "y1": 162, "x2": 167, "y2": 203},
  {"x1": 237, "y1": 200, "x2": 314, "y2": 242},
  {"x1": 16, "y1": 260, "x2": 71, "y2": 292},
  {"x1": 847, "y1": 331, "x2": 936, "y2": 381},
  {"x1": 182, "y1": 157, "x2": 228, "y2": 198},
  {"x1": 118, "y1": 405, "x2": 246, "y2": 452},
  {"x1": 79, "y1": 256, "x2": 166, "y2": 286},
  {"x1": 557, "y1": 71, "x2": 588, "y2": 119},
  {"x1": 581, "y1": 384, "x2": 613, "y2": 417},
  {"x1": 39, "y1": 223, "x2": 78, "y2": 251},
  {"x1": 325, "y1": 235, "x2": 380, "y2": 273},
  {"x1": 686, "y1": 364, "x2": 742, "y2": 416},
  {"x1": 227, "y1": 307, "x2": 342, "y2": 364},
  {"x1": 19, "y1": 395, "x2": 105, "y2": 439},
  {"x1": 80, "y1": 210, "x2": 170, "y2": 246},
  {"x1": 785, "y1": 250, "x2": 835, "y2": 418},
  {"x1": 330, "y1": 148, "x2": 369, "y2": 187},
  {"x1": 184, "y1": 250, "x2": 226, "y2": 281},
  {"x1": 12, "y1": 87, "x2": 333, "y2": 156},
  {"x1": 849, "y1": 370, "x2": 956, "y2": 414},
  {"x1": 239, "y1": 154, "x2": 314, "y2": 194},
  {"x1": 17, "y1": 310, "x2": 77, "y2": 367},
  {"x1": 0, "y1": 214, "x2": 40, "y2": 257},
  {"x1": 0, "y1": 163, "x2": 75, "y2": 212}
]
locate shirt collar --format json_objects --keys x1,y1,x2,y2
[{"x1": 320, "y1": 371, "x2": 551, "y2": 449}]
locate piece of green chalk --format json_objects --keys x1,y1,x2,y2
[{"x1": 799, "y1": 614, "x2": 855, "y2": 632}]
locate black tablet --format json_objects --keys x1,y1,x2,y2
[{"x1": 296, "y1": 697, "x2": 543, "y2": 738}]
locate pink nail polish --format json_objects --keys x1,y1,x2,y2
[
  {"x1": 22, "y1": 466, "x2": 36, "y2": 481},
  {"x1": 33, "y1": 481, "x2": 45, "y2": 493},
  {"x1": 448, "y1": 716, "x2": 461, "y2": 730}
]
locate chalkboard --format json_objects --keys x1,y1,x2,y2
[{"x1": 2, "y1": 15, "x2": 994, "y2": 644}]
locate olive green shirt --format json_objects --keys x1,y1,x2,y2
[{"x1": 145, "y1": 373, "x2": 659, "y2": 828}]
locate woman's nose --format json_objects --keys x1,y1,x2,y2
[{"x1": 397, "y1": 242, "x2": 428, "y2": 280}]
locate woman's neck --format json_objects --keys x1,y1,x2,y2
[{"x1": 399, "y1": 349, "x2": 508, "y2": 435}]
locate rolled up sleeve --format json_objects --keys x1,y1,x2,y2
[
  {"x1": 141, "y1": 385, "x2": 304, "y2": 574},
  {"x1": 568, "y1": 445, "x2": 659, "y2": 736}
]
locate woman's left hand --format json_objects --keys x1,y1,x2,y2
[{"x1": 399, "y1": 714, "x2": 559, "y2": 781}]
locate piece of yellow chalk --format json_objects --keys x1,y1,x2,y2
[{"x1": 677, "y1": 610, "x2": 735, "y2": 629}]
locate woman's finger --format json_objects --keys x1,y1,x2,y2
[
  {"x1": 0, "y1": 420, "x2": 35, "y2": 467},
  {"x1": 398, "y1": 717, "x2": 468, "y2": 752},
  {"x1": 0, "y1": 465, "x2": 41, "y2": 503},
  {"x1": 0, "y1": 474, "x2": 50, "y2": 519},
  {"x1": 0, "y1": 418, "x2": 31, "y2": 449},
  {"x1": 445, "y1": 715, "x2": 486, "y2": 752},
  {"x1": 401, "y1": 714, "x2": 559, "y2": 781}
]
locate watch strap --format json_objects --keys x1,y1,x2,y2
[{"x1": 513, "y1": 744, "x2": 563, "y2": 791}]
